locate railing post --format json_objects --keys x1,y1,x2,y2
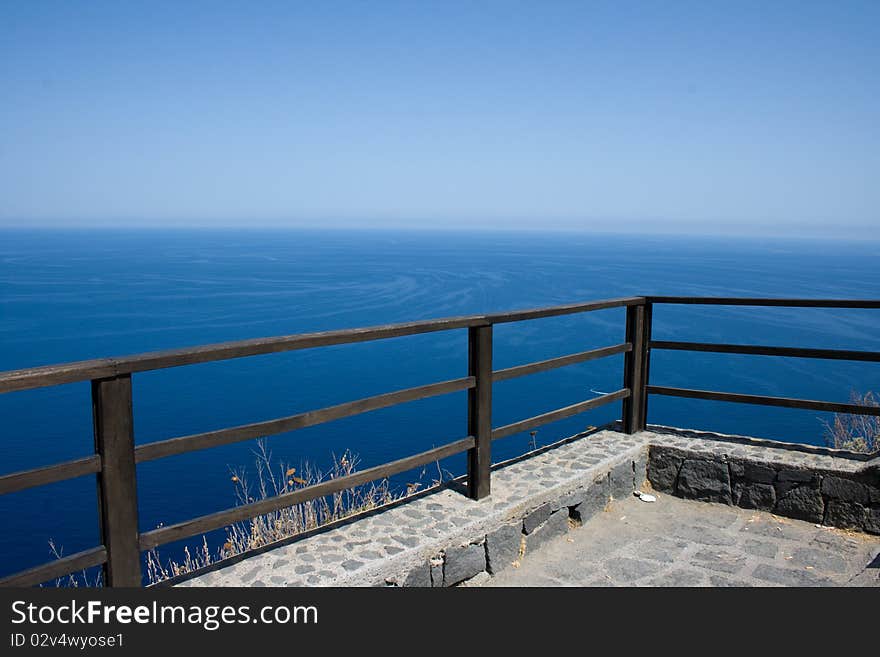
[
  {"x1": 92, "y1": 374, "x2": 142, "y2": 586},
  {"x1": 622, "y1": 301, "x2": 652, "y2": 433},
  {"x1": 467, "y1": 324, "x2": 493, "y2": 500}
]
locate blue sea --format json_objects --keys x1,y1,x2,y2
[{"x1": 1, "y1": 228, "x2": 879, "y2": 580}]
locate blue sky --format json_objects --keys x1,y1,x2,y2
[{"x1": 1, "y1": 1, "x2": 878, "y2": 236}]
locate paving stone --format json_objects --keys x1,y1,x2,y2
[
  {"x1": 390, "y1": 535, "x2": 419, "y2": 548},
  {"x1": 672, "y1": 523, "x2": 737, "y2": 546},
  {"x1": 635, "y1": 536, "x2": 689, "y2": 563},
  {"x1": 648, "y1": 569, "x2": 706, "y2": 586},
  {"x1": 709, "y1": 575, "x2": 754, "y2": 587},
  {"x1": 742, "y1": 539, "x2": 778, "y2": 559},
  {"x1": 752, "y1": 564, "x2": 833, "y2": 587},
  {"x1": 603, "y1": 557, "x2": 663, "y2": 583},
  {"x1": 357, "y1": 550, "x2": 383, "y2": 561},
  {"x1": 789, "y1": 547, "x2": 848, "y2": 574},
  {"x1": 691, "y1": 548, "x2": 747, "y2": 574}
]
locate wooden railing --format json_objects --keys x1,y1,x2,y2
[{"x1": 1, "y1": 295, "x2": 878, "y2": 587}]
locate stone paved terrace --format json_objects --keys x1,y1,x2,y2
[
  {"x1": 177, "y1": 424, "x2": 880, "y2": 588},
  {"x1": 485, "y1": 493, "x2": 880, "y2": 587}
]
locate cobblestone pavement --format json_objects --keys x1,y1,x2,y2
[
  {"x1": 180, "y1": 429, "x2": 648, "y2": 586},
  {"x1": 485, "y1": 493, "x2": 880, "y2": 587}
]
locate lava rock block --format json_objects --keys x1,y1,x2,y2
[
  {"x1": 555, "y1": 487, "x2": 587, "y2": 510},
  {"x1": 634, "y1": 453, "x2": 648, "y2": 490},
  {"x1": 443, "y1": 543, "x2": 486, "y2": 587},
  {"x1": 525, "y1": 510, "x2": 569, "y2": 552},
  {"x1": 734, "y1": 482, "x2": 776, "y2": 510},
  {"x1": 610, "y1": 460, "x2": 634, "y2": 499},
  {"x1": 571, "y1": 476, "x2": 610, "y2": 523},
  {"x1": 523, "y1": 503, "x2": 552, "y2": 534},
  {"x1": 774, "y1": 485, "x2": 824, "y2": 523},
  {"x1": 821, "y1": 476, "x2": 870, "y2": 504},
  {"x1": 865, "y1": 508, "x2": 880, "y2": 535},
  {"x1": 824, "y1": 500, "x2": 867, "y2": 530},
  {"x1": 730, "y1": 459, "x2": 776, "y2": 485},
  {"x1": 402, "y1": 562, "x2": 431, "y2": 587},
  {"x1": 676, "y1": 458, "x2": 732, "y2": 504},
  {"x1": 430, "y1": 561, "x2": 444, "y2": 587},
  {"x1": 485, "y1": 523, "x2": 521, "y2": 574},
  {"x1": 775, "y1": 468, "x2": 820, "y2": 497},
  {"x1": 648, "y1": 446, "x2": 685, "y2": 493}
]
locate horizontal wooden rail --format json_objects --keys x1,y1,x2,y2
[
  {"x1": 135, "y1": 376, "x2": 475, "y2": 463},
  {"x1": 139, "y1": 436, "x2": 475, "y2": 550},
  {"x1": 487, "y1": 297, "x2": 643, "y2": 324},
  {"x1": 0, "y1": 455, "x2": 102, "y2": 496},
  {"x1": 647, "y1": 297, "x2": 880, "y2": 308},
  {"x1": 0, "y1": 296, "x2": 643, "y2": 394},
  {"x1": 492, "y1": 343, "x2": 631, "y2": 382},
  {"x1": 650, "y1": 341, "x2": 880, "y2": 362},
  {"x1": 647, "y1": 385, "x2": 880, "y2": 416},
  {"x1": 0, "y1": 546, "x2": 107, "y2": 588},
  {"x1": 491, "y1": 388, "x2": 630, "y2": 441}
]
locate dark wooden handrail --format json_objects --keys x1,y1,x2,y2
[
  {"x1": 651, "y1": 340, "x2": 880, "y2": 362},
  {"x1": 647, "y1": 386, "x2": 880, "y2": 416},
  {"x1": 0, "y1": 296, "x2": 644, "y2": 394},
  {"x1": 647, "y1": 297, "x2": 880, "y2": 308},
  {"x1": 134, "y1": 376, "x2": 475, "y2": 463},
  {"x1": 1, "y1": 294, "x2": 879, "y2": 588}
]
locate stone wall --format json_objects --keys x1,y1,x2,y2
[
  {"x1": 392, "y1": 457, "x2": 643, "y2": 587},
  {"x1": 646, "y1": 428, "x2": 880, "y2": 535}
]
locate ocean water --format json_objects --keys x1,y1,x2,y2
[{"x1": 1, "y1": 228, "x2": 879, "y2": 580}]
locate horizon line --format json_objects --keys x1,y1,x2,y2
[{"x1": 0, "y1": 222, "x2": 878, "y2": 243}]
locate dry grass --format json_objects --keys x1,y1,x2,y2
[
  {"x1": 822, "y1": 391, "x2": 879, "y2": 454},
  {"x1": 142, "y1": 439, "x2": 444, "y2": 584},
  {"x1": 48, "y1": 439, "x2": 446, "y2": 587}
]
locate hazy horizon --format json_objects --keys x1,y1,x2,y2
[
  {"x1": 2, "y1": 2, "x2": 878, "y2": 238},
  {"x1": 2, "y1": 220, "x2": 878, "y2": 242}
]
